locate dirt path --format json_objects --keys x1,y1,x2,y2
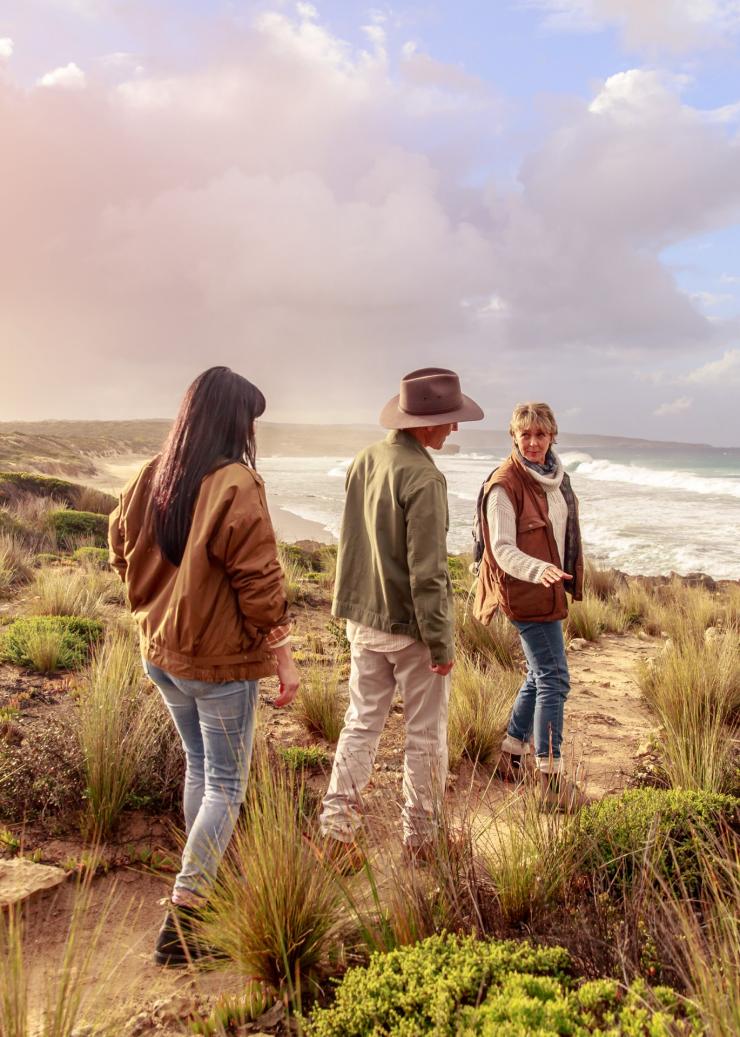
[{"x1": 18, "y1": 631, "x2": 660, "y2": 1032}]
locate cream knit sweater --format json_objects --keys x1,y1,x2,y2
[{"x1": 485, "y1": 456, "x2": 567, "y2": 584}]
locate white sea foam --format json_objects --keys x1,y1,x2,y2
[{"x1": 560, "y1": 453, "x2": 740, "y2": 498}]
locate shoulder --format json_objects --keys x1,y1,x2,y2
[{"x1": 202, "y1": 462, "x2": 265, "y2": 499}]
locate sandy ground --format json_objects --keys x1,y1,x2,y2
[{"x1": 13, "y1": 628, "x2": 658, "y2": 1033}]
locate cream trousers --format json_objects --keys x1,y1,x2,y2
[{"x1": 319, "y1": 639, "x2": 450, "y2": 846}]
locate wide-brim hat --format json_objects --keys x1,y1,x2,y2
[{"x1": 379, "y1": 367, "x2": 484, "y2": 429}]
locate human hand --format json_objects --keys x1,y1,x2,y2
[
  {"x1": 430, "y1": 660, "x2": 454, "y2": 676},
  {"x1": 540, "y1": 566, "x2": 572, "y2": 587},
  {"x1": 273, "y1": 646, "x2": 300, "y2": 707}
]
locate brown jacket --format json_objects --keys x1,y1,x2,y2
[
  {"x1": 109, "y1": 458, "x2": 289, "y2": 681},
  {"x1": 473, "y1": 453, "x2": 583, "y2": 625}
]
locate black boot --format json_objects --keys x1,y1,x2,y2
[{"x1": 153, "y1": 903, "x2": 209, "y2": 967}]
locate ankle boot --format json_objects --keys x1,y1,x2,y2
[
  {"x1": 538, "y1": 772, "x2": 591, "y2": 814},
  {"x1": 153, "y1": 903, "x2": 210, "y2": 967}
]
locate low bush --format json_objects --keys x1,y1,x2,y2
[
  {"x1": 0, "y1": 712, "x2": 85, "y2": 822},
  {"x1": 48, "y1": 509, "x2": 108, "y2": 548},
  {"x1": 0, "y1": 472, "x2": 81, "y2": 506},
  {"x1": 72, "y1": 546, "x2": 110, "y2": 568},
  {"x1": 278, "y1": 745, "x2": 330, "y2": 772},
  {"x1": 448, "y1": 653, "x2": 519, "y2": 770},
  {"x1": 448, "y1": 554, "x2": 475, "y2": 596},
  {"x1": 455, "y1": 607, "x2": 520, "y2": 670},
  {"x1": 0, "y1": 615, "x2": 103, "y2": 672},
  {"x1": 294, "y1": 659, "x2": 346, "y2": 744},
  {"x1": 577, "y1": 787, "x2": 739, "y2": 897},
  {"x1": 305, "y1": 932, "x2": 699, "y2": 1036}
]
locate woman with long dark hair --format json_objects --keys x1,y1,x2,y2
[{"x1": 109, "y1": 366, "x2": 299, "y2": 965}]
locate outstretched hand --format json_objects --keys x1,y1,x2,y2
[{"x1": 540, "y1": 566, "x2": 573, "y2": 587}]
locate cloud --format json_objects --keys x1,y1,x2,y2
[
  {"x1": 684, "y1": 348, "x2": 740, "y2": 384},
  {"x1": 525, "y1": 0, "x2": 740, "y2": 52},
  {"x1": 654, "y1": 396, "x2": 693, "y2": 416},
  {"x1": 0, "y1": 38, "x2": 13, "y2": 60},
  {"x1": 37, "y1": 61, "x2": 87, "y2": 88},
  {"x1": 0, "y1": 4, "x2": 739, "y2": 442}
]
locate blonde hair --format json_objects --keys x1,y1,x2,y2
[{"x1": 508, "y1": 402, "x2": 558, "y2": 441}]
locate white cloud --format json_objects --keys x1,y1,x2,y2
[
  {"x1": 655, "y1": 396, "x2": 694, "y2": 416},
  {"x1": 525, "y1": 0, "x2": 740, "y2": 52},
  {"x1": 0, "y1": 38, "x2": 13, "y2": 60},
  {"x1": 690, "y1": 290, "x2": 733, "y2": 307},
  {"x1": 720, "y1": 273, "x2": 740, "y2": 284},
  {"x1": 684, "y1": 348, "x2": 740, "y2": 384},
  {"x1": 37, "y1": 61, "x2": 87, "y2": 89}
]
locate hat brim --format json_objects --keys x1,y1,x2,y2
[{"x1": 379, "y1": 393, "x2": 484, "y2": 429}]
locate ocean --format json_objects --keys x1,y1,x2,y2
[{"x1": 258, "y1": 443, "x2": 740, "y2": 580}]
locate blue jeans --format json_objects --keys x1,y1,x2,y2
[
  {"x1": 144, "y1": 661, "x2": 258, "y2": 897},
  {"x1": 507, "y1": 620, "x2": 570, "y2": 770}
]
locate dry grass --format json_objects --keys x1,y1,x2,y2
[
  {"x1": 277, "y1": 544, "x2": 306, "y2": 606},
  {"x1": 584, "y1": 560, "x2": 623, "y2": 601},
  {"x1": 566, "y1": 592, "x2": 628, "y2": 642},
  {"x1": 638, "y1": 630, "x2": 739, "y2": 793},
  {"x1": 0, "y1": 534, "x2": 34, "y2": 597},
  {"x1": 293, "y1": 657, "x2": 346, "y2": 743},
  {"x1": 25, "y1": 565, "x2": 121, "y2": 621},
  {"x1": 202, "y1": 752, "x2": 348, "y2": 997},
  {"x1": 77, "y1": 630, "x2": 168, "y2": 836},
  {"x1": 447, "y1": 652, "x2": 519, "y2": 770},
  {"x1": 455, "y1": 605, "x2": 520, "y2": 670}
]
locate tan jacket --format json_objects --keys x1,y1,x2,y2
[
  {"x1": 109, "y1": 458, "x2": 289, "y2": 681},
  {"x1": 474, "y1": 453, "x2": 583, "y2": 625}
]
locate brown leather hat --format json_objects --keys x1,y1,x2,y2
[{"x1": 379, "y1": 367, "x2": 484, "y2": 429}]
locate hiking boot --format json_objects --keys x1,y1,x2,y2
[
  {"x1": 538, "y1": 772, "x2": 591, "y2": 814},
  {"x1": 315, "y1": 835, "x2": 366, "y2": 876},
  {"x1": 496, "y1": 750, "x2": 530, "y2": 784},
  {"x1": 153, "y1": 903, "x2": 214, "y2": 968}
]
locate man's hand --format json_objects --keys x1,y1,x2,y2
[
  {"x1": 430, "y1": 660, "x2": 454, "y2": 676},
  {"x1": 273, "y1": 643, "x2": 300, "y2": 707},
  {"x1": 540, "y1": 566, "x2": 573, "y2": 587}
]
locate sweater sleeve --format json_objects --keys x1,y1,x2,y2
[
  {"x1": 209, "y1": 476, "x2": 290, "y2": 642},
  {"x1": 405, "y1": 475, "x2": 454, "y2": 665},
  {"x1": 486, "y1": 486, "x2": 549, "y2": 585}
]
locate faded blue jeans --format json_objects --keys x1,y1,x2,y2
[
  {"x1": 145, "y1": 661, "x2": 258, "y2": 897},
  {"x1": 507, "y1": 620, "x2": 570, "y2": 774}
]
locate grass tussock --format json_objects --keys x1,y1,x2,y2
[
  {"x1": 293, "y1": 658, "x2": 346, "y2": 744},
  {"x1": 277, "y1": 544, "x2": 306, "y2": 606},
  {"x1": 583, "y1": 559, "x2": 623, "y2": 601},
  {"x1": 566, "y1": 591, "x2": 628, "y2": 642},
  {"x1": 455, "y1": 605, "x2": 520, "y2": 670},
  {"x1": 447, "y1": 653, "x2": 519, "y2": 770},
  {"x1": 77, "y1": 629, "x2": 169, "y2": 836},
  {"x1": 25, "y1": 565, "x2": 122, "y2": 620},
  {"x1": 638, "y1": 632, "x2": 739, "y2": 793},
  {"x1": 203, "y1": 753, "x2": 347, "y2": 996},
  {"x1": 0, "y1": 534, "x2": 34, "y2": 597}
]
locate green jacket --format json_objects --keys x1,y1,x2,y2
[{"x1": 332, "y1": 430, "x2": 454, "y2": 665}]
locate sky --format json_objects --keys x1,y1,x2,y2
[{"x1": 1, "y1": 1, "x2": 739, "y2": 445}]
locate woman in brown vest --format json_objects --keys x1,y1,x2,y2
[{"x1": 474, "y1": 402, "x2": 587, "y2": 810}]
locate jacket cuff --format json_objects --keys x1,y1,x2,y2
[{"x1": 265, "y1": 622, "x2": 292, "y2": 649}]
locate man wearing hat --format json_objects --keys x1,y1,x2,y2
[{"x1": 319, "y1": 368, "x2": 484, "y2": 861}]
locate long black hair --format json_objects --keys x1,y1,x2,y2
[{"x1": 152, "y1": 366, "x2": 266, "y2": 566}]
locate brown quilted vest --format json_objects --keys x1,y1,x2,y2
[{"x1": 473, "y1": 453, "x2": 583, "y2": 625}]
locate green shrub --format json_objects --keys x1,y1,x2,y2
[
  {"x1": 33, "y1": 552, "x2": 62, "y2": 566},
  {"x1": 457, "y1": 974, "x2": 699, "y2": 1035},
  {"x1": 578, "y1": 788, "x2": 739, "y2": 897},
  {"x1": 306, "y1": 932, "x2": 696, "y2": 1036},
  {"x1": 72, "y1": 546, "x2": 110, "y2": 568},
  {"x1": 48, "y1": 510, "x2": 108, "y2": 547},
  {"x1": 278, "y1": 745, "x2": 330, "y2": 772},
  {"x1": 0, "y1": 472, "x2": 80, "y2": 506},
  {"x1": 448, "y1": 554, "x2": 475, "y2": 595},
  {"x1": 0, "y1": 615, "x2": 103, "y2": 672}
]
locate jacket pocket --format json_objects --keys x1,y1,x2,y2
[{"x1": 503, "y1": 573, "x2": 555, "y2": 620}]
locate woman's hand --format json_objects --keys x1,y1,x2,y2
[
  {"x1": 540, "y1": 566, "x2": 573, "y2": 587},
  {"x1": 272, "y1": 643, "x2": 300, "y2": 707}
]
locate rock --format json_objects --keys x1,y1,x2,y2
[
  {"x1": 569, "y1": 638, "x2": 590, "y2": 651},
  {"x1": 0, "y1": 858, "x2": 68, "y2": 906},
  {"x1": 704, "y1": 626, "x2": 721, "y2": 643}
]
